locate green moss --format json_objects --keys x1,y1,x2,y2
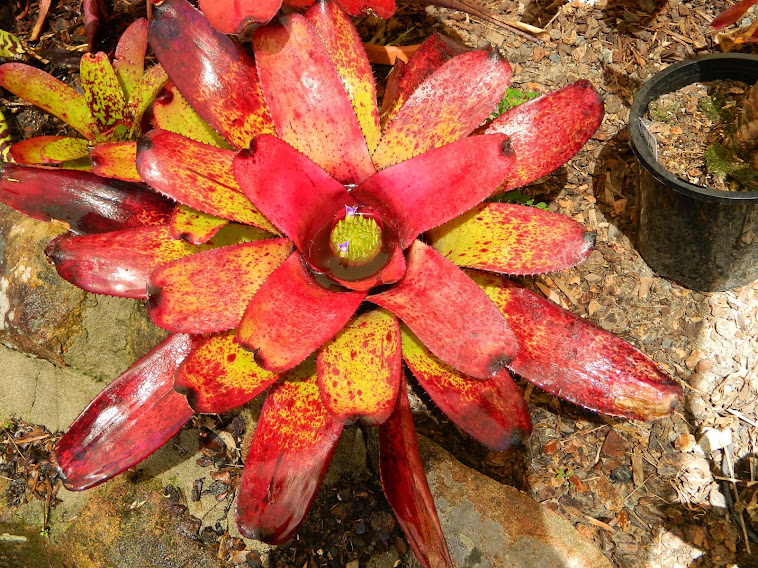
[
  {"x1": 488, "y1": 87, "x2": 539, "y2": 121},
  {"x1": 705, "y1": 143, "x2": 758, "y2": 191},
  {"x1": 648, "y1": 102, "x2": 676, "y2": 123}
]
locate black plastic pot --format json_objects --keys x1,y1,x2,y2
[{"x1": 629, "y1": 54, "x2": 758, "y2": 292}]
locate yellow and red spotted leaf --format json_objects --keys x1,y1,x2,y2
[
  {"x1": 175, "y1": 331, "x2": 279, "y2": 413},
  {"x1": 137, "y1": 129, "x2": 276, "y2": 232},
  {"x1": 380, "y1": 33, "x2": 466, "y2": 129},
  {"x1": 428, "y1": 202, "x2": 595, "y2": 275},
  {"x1": 113, "y1": 18, "x2": 148, "y2": 102},
  {"x1": 148, "y1": 238, "x2": 293, "y2": 333},
  {"x1": 253, "y1": 15, "x2": 375, "y2": 185},
  {"x1": 39, "y1": 137, "x2": 90, "y2": 163},
  {"x1": 317, "y1": 308, "x2": 402, "y2": 425},
  {"x1": 485, "y1": 80, "x2": 603, "y2": 191},
  {"x1": 233, "y1": 134, "x2": 357, "y2": 253},
  {"x1": 54, "y1": 333, "x2": 201, "y2": 491},
  {"x1": 236, "y1": 361, "x2": 343, "y2": 544},
  {"x1": 150, "y1": 0, "x2": 274, "y2": 150},
  {"x1": 237, "y1": 253, "x2": 365, "y2": 373},
  {"x1": 306, "y1": 1, "x2": 381, "y2": 153},
  {"x1": 79, "y1": 52, "x2": 128, "y2": 136},
  {"x1": 170, "y1": 204, "x2": 228, "y2": 244},
  {"x1": 152, "y1": 82, "x2": 230, "y2": 149},
  {"x1": 379, "y1": 387, "x2": 452, "y2": 568},
  {"x1": 0, "y1": 163, "x2": 172, "y2": 233},
  {"x1": 401, "y1": 325, "x2": 531, "y2": 451},
  {"x1": 46, "y1": 224, "x2": 219, "y2": 298},
  {"x1": 369, "y1": 240, "x2": 517, "y2": 380},
  {"x1": 470, "y1": 271, "x2": 683, "y2": 420},
  {"x1": 372, "y1": 49, "x2": 511, "y2": 169},
  {"x1": 0, "y1": 63, "x2": 99, "y2": 140},
  {"x1": 126, "y1": 65, "x2": 169, "y2": 138},
  {"x1": 9, "y1": 136, "x2": 67, "y2": 164},
  {"x1": 198, "y1": 0, "x2": 281, "y2": 34},
  {"x1": 353, "y1": 134, "x2": 516, "y2": 248},
  {"x1": 91, "y1": 141, "x2": 140, "y2": 182}
]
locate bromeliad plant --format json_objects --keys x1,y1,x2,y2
[
  {"x1": 0, "y1": 18, "x2": 166, "y2": 180},
  {"x1": 0, "y1": 0, "x2": 682, "y2": 565}
]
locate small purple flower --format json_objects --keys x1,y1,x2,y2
[
  {"x1": 337, "y1": 240, "x2": 350, "y2": 256},
  {"x1": 345, "y1": 205, "x2": 358, "y2": 217}
]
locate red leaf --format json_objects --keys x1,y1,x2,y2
[
  {"x1": 485, "y1": 80, "x2": 603, "y2": 191},
  {"x1": 337, "y1": 0, "x2": 395, "y2": 17},
  {"x1": 471, "y1": 272, "x2": 683, "y2": 420},
  {"x1": 711, "y1": 0, "x2": 758, "y2": 29},
  {"x1": 54, "y1": 333, "x2": 200, "y2": 490},
  {"x1": 198, "y1": 0, "x2": 282, "y2": 33},
  {"x1": 236, "y1": 363, "x2": 343, "y2": 544},
  {"x1": 233, "y1": 134, "x2": 357, "y2": 254},
  {"x1": 253, "y1": 14, "x2": 375, "y2": 185},
  {"x1": 46, "y1": 224, "x2": 217, "y2": 298},
  {"x1": 379, "y1": 386, "x2": 452, "y2": 568},
  {"x1": 353, "y1": 134, "x2": 516, "y2": 248},
  {"x1": 237, "y1": 253, "x2": 365, "y2": 372},
  {"x1": 149, "y1": 0, "x2": 275, "y2": 150},
  {"x1": 0, "y1": 163, "x2": 172, "y2": 234},
  {"x1": 369, "y1": 240, "x2": 517, "y2": 380}
]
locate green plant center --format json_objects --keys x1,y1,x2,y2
[{"x1": 329, "y1": 213, "x2": 383, "y2": 265}]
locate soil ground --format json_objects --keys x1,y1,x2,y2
[{"x1": 2, "y1": 0, "x2": 758, "y2": 567}]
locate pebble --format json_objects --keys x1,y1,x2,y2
[
  {"x1": 697, "y1": 428, "x2": 732, "y2": 454},
  {"x1": 674, "y1": 433, "x2": 696, "y2": 452}
]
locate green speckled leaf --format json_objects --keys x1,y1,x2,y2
[
  {"x1": 40, "y1": 137, "x2": 90, "y2": 163},
  {"x1": 0, "y1": 63, "x2": 99, "y2": 140},
  {"x1": 0, "y1": 106, "x2": 12, "y2": 163},
  {"x1": 152, "y1": 82, "x2": 230, "y2": 149},
  {"x1": 0, "y1": 30, "x2": 26, "y2": 59},
  {"x1": 127, "y1": 65, "x2": 168, "y2": 138},
  {"x1": 80, "y1": 52, "x2": 127, "y2": 136}
]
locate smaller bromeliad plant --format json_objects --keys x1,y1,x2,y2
[
  {"x1": 0, "y1": 18, "x2": 166, "y2": 181},
  {"x1": 0, "y1": 1, "x2": 681, "y2": 565}
]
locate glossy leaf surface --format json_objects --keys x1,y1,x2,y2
[
  {"x1": 237, "y1": 253, "x2": 365, "y2": 372},
  {"x1": 372, "y1": 50, "x2": 511, "y2": 169},
  {"x1": 369, "y1": 240, "x2": 517, "y2": 380},
  {"x1": 0, "y1": 163, "x2": 172, "y2": 233},
  {"x1": 233, "y1": 134, "x2": 357, "y2": 253},
  {"x1": 80, "y1": 52, "x2": 127, "y2": 135},
  {"x1": 711, "y1": 0, "x2": 758, "y2": 29},
  {"x1": 148, "y1": 239, "x2": 293, "y2": 333},
  {"x1": 0, "y1": 63, "x2": 99, "y2": 140},
  {"x1": 428, "y1": 202, "x2": 595, "y2": 275},
  {"x1": 113, "y1": 18, "x2": 148, "y2": 102},
  {"x1": 306, "y1": 1, "x2": 381, "y2": 152},
  {"x1": 254, "y1": 14, "x2": 375, "y2": 185},
  {"x1": 91, "y1": 141, "x2": 140, "y2": 181},
  {"x1": 55, "y1": 333, "x2": 199, "y2": 490},
  {"x1": 137, "y1": 129, "x2": 275, "y2": 231},
  {"x1": 236, "y1": 363, "x2": 343, "y2": 544},
  {"x1": 175, "y1": 331, "x2": 279, "y2": 413},
  {"x1": 471, "y1": 271, "x2": 682, "y2": 420},
  {"x1": 317, "y1": 308, "x2": 402, "y2": 425},
  {"x1": 401, "y1": 326, "x2": 531, "y2": 451},
  {"x1": 198, "y1": 0, "x2": 281, "y2": 33},
  {"x1": 485, "y1": 80, "x2": 603, "y2": 191},
  {"x1": 150, "y1": 0, "x2": 274, "y2": 149},
  {"x1": 353, "y1": 134, "x2": 516, "y2": 248},
  {"x1": 379, "y1": 387, "x2": 452, "y2": 568},
  {"x1": 47, "y1": 224, "x2": 215, "y2": 298}
]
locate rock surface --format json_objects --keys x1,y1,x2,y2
[{"x1": 420, "y1": 437, "x2": 614, "y2": 568}]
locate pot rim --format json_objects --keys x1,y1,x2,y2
[{"x1": 629, "y1": 53, "x2": 758, "y2": 204}]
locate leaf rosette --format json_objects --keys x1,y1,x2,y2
[{"x1": 0, "y1": 2, "x2": 681, "y2": 565}]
